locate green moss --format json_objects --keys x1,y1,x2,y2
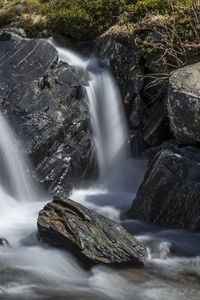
[
  {"x1": 0, "y1": 0, "x2": 199, "y2": 46},
  {"x1": 0, "y1": 7, "x2": 20, "y2": 26},
  {"x1": 0, "y1": 0, "x2": 128, "y2": 39},
  {"x1": 41, "y1": 0, "x2": 128, "y2": 40},
  {"x1": 119, "y1": 0, "x2": 170, "y2": 23},
  {"x1": 116, "y1": 0, "x2": 200, "y2": 70}
]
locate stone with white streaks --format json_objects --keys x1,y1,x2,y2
[{"x1": 0, "y1": 28, "x2": 94, "y2": 194}]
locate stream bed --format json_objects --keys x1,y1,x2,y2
[{"x1": 0, "y1": 40, "x2": 199, "y2": 300}]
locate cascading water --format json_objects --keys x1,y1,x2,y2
[
  {"x1": 55, "y1": 44, "x2": 130, "y2": 181},
  {"x1": 86, "y1": 68, "x2": 129, "y2": 181},
  {"x1": 0, "y1": 41, "x2": 199, "y2": 300},
  {"x1": 50, "y1": 40, "x2": 143, "y2": 192},
  {"x1": 52, "y1": 44, "x2": 130, "y2": 180},
  {"x1": 0, "y1": 113, "x2": 37, "y2": 203}
]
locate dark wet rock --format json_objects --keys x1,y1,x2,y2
[
  {"x1": 0, "y1": 238, "x2": 10, "y2": 247},
  {"x1": 129, "y1": 148, "x2": 200, "y2": 230},
  {"x1": 75, "y1": 40, "x2": 95, "y2": 57},
  {"x1": 96, "y1": 31, "x2": 143, "y2": 129},
  {"x1": 96, "y1": 31, "x2": 171, "y2": 154},
  {"x1": 130, "y1": 130, "x2": 148, "y2": 156},
  {"x1": 143, "y1": 101, "x2": 171, "y2": 147},
  {"x1": 0, "y1": 33, "x2": 57, "y2": 83},
  {"x1": 0, "y1": 29, "x2": 94, "y2": 194},
  {"x1": 38, "y1": 196, "x2": 147, "y2": 266},
  {"x1": 141, "y1": 139, "x2": 181, "y2": 160},
  {"x1": 167, "y1": 63, "x2": 200, "y2": 144}
]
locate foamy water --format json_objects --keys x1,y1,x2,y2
[{"x1": 0, "y1": 41, "x2": 199, "y2": 300}]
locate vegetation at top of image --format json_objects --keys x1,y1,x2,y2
[
  {"x1": 0, "y1": 0, "x2": 128, "y2": 38},
  {"x1": 116, "y1": 0, "x2": 200, "y2": 71},
  {"x1": 0, "y1": 0, "x2": 200, "y2": 58}
]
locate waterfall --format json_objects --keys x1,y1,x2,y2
[
  {"x1": 0, "y1": 113, "x2": 36, "y2": 202},
  {"x1": 50, "y1": 41, "x2": 131, "y2": 187},
  {"x1": 0, "y1": 40, "x2": 192, "y2": 300},
  {"x1": 85, "y1": 67, "x2": 129, "y2": 180}
]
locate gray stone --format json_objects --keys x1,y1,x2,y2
[
  {"x1": 0, "y1": 29, "x2": 94, "y2": 194},
  {"x1": 129, "y1": 148, "x2": 200, "y2": 230},
  {"x1": 38, "y1": 196, "x2": 147, "y2": 266},
  {"x1": 167, "y1": 63, "x2": 200, "y2": 144}
]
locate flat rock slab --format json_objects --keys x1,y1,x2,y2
[{"x1": 38, "y1": 196, "x2": 147, "y2": 266}]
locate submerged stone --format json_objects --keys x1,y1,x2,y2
[{"x1": 38, "y1": 196, "x2": 147, "y2": 266}]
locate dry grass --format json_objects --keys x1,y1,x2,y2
[{"x1": 99, "y1": 1, "x2": 200, "y2": 98}]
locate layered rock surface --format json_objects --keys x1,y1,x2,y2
[
  {"x1": 38, "y1": 196, "x2": 147, "y2": 266},
  {"x1": 0, "y1": 29, "x2": 93, "y2": 194}
]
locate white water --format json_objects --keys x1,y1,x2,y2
[
  {"x1": 0, "y1": 114, "x2": 37, "y2": 203},
  {"x1": 85, "y1": 68, "x2": 129, "y2": 180},
  {"x1": 0, "y1": 42, "x2": 199, "y2": 300},
  {"x1": 51, "y1": 40, "x2": 132, "y2": 187}
]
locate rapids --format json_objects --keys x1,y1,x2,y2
[{"x1": 0, "y1": 40, "x2": 199, "y2": 300}]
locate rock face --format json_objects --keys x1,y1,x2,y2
[
  {"x1": 167, "y1": 63, "x2": 200, "y2": 144},
  {"x1": 38, "y1": 196, "x2": 147, "y2": 266},
  {"x1": 129, "y1": 148, "x2": 200, "y2": 230},
  {"x1": 0, "y1": 29, "x2": 94, "y2": 194},
  {"x1": 96, "y1": 31, "x2": 143, "y2": 119},
  {"x1": 96, "y1": 30, "x2": 171, "y2": 155}
]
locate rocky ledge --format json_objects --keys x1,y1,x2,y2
[
  {"x1": 0, "y1": 28, "x2": 94, "y2": 195},
  {"x1": 38, "y1": 196, "x2": 147, "y2": 266}
]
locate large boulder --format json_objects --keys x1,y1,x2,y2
[
  {"x1": 167, "y1": 63, "x2": 200, "y2": 144},
  {"x1": 129, "y1": 147, "x2": 200, "y2": 230},
  {"x1": 38, "y1": 196, "x2": 147, "y2": 266},
  {"x1": 0, "y1": 29, "x2": 93, "y2": 194}
]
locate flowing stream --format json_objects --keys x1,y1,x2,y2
[{"x1": 0, "y1": 41, "x2": 200, "y2": 300}]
